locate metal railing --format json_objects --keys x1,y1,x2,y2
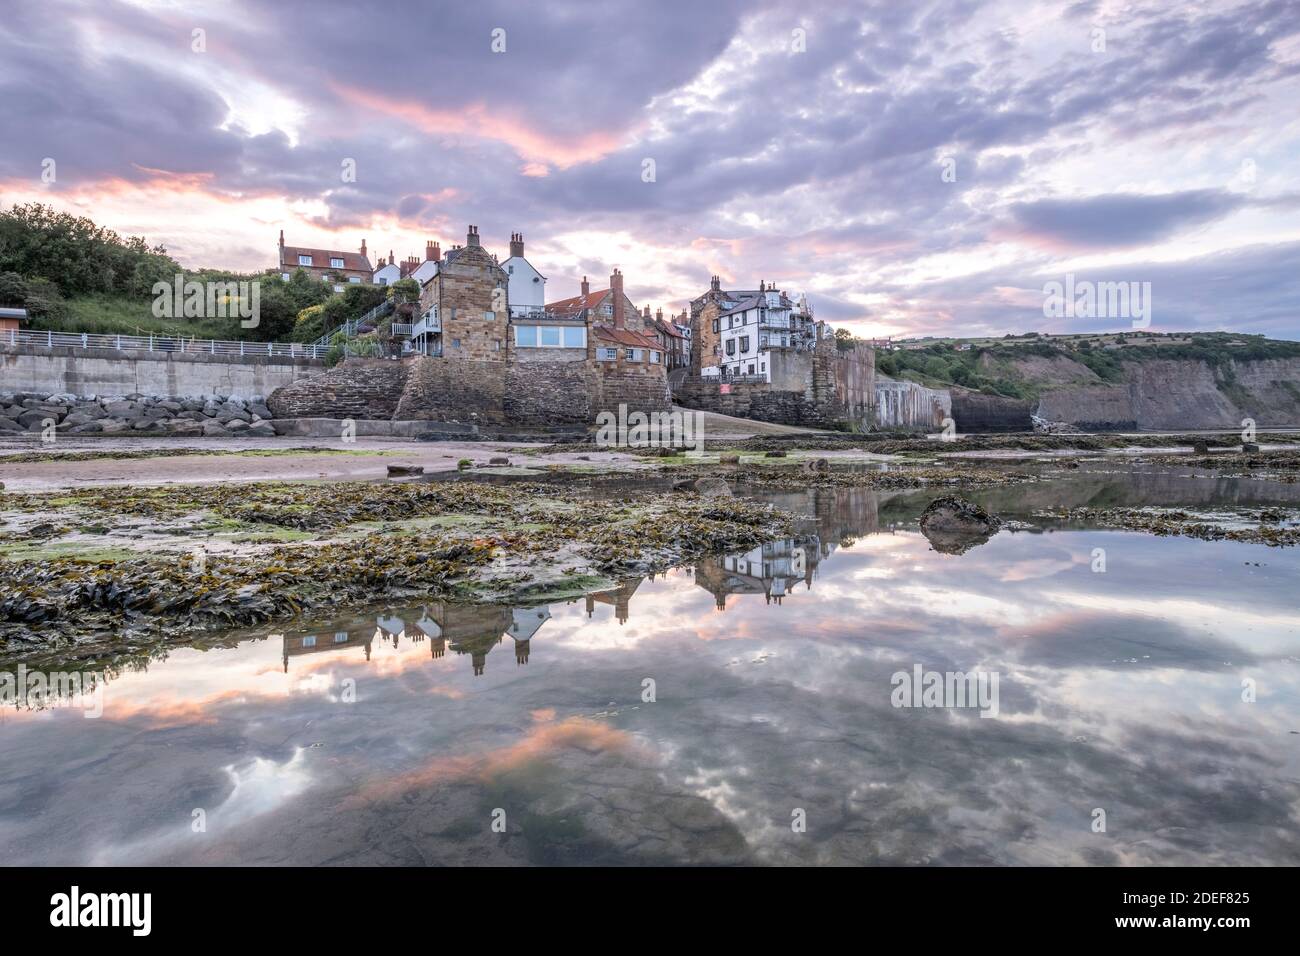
[
  {"x1": 390, "y1": 323, "x2": 413, "y2": 337},
  {"x1": 2, "y1": 328, "x2": 325, "y2": 359},
  {"x1": 311, "y1": 299, "x2": 395, "y2": 348}
]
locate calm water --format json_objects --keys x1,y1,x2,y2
[{"x1": 2, "y1": 465, "x2": 1299, "y2": 866}]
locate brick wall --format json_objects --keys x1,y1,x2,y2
[
  {"x1": 393, "y1": 355, "x2": 507, "y2": 424},
  {"x1": 267, "y1": 358, "x2": 408, "y2": 419}
]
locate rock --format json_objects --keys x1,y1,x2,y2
[
  {"x1": 693, "y1": 476, "x2": 733, "y2": 497},
  {"x1": 247, "y1": 422, "x2": 276, "y2": 438},
  {"x1": 17, "y1": 409, "x2": 60, "y2": 428},
  {"x1": 248, "y1": 404, "x2": 273, "y2": 420},
  {"x1": 201, "y1": 420, "x2": 229, "y2": 437},
  {"x1": 1192, "y1": 439, "x2": 1209, "y2": 455},
  {"x1": 489, "y1": 456, "x2": 510, "y2": 465},
  {"x1": 764, "y1": 450, "x2": 787, "y2": 458},
  {"x1": 130, "y1": 419, "x2": 158, "y2": 431},
  {"x1": 104, "y1": 400, "x2": 137, "y2": 416},
  {"x1": 99, "y1": 419, "x2": 129, "y2": 434},
  {"x1": 919, "y1": 495, "x2": 1002, "y2": 555},
  {"x1": 718, "y1": 453, "x2": 740, "y2": 464},
  {"x1": 225, "y1": 419, "x2": 250, "y2": 433},
  {"x1": 68, "y1": 422, "x2": 105, "y2": 434},
  {"x1": 0, "y1": 418, "x2": 22, "y2": 432},
  {"x1": 801, "y1": 457, "x2": 830, "y2": 474},
  {"x1": 387, "y1": 465, "x2": 425, "y2": 477},
  {"x1": 1242, "y1": 442, "x2": 1260, "y2": 453},
  {"x1": 671, "y1": 478, "x2": 695, "y2": 493}
]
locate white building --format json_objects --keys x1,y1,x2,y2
[
  {"x1": 502, "y1": 232, "x2": 546, "y2": 319},
  {"x1": 718, "y1": 283, "x2": 815, "y2": 380},
  {"x1": 373, "y1": 241, "x2": 441, "y2": 287}
]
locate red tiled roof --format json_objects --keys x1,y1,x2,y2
[
  {"x1": 655, "y1": 318, "x2": 686, "y2": 339},
  {"x1": 592, "y1": 325, "x2": 660, "y2": 349},
  {"x1": 281, "y1": 245, "x2": 372, "y2": 273},
  {"x1": 545, "y1": 289, "x2": 610, "y2": 316}
]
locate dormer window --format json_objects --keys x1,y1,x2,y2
[
  {"x1": 330, "y1": 257, "x2": 345, "y2": 269},
  {"x1": 298, "y1": 255, "x2": 313, "y2": 266}
]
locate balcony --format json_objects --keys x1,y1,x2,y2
[{"x1": 411, "y1": 314, "x2": 442, "y2": 338}]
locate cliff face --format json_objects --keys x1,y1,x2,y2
[{"x1": 1034, "y1": 357, "x2": 1300, "y2": 430}]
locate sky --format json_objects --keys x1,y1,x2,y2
[{"x1": 1, "y1": 0, "x2": 1298, "y2": 340}]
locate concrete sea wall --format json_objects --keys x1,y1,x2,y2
[{"x1": 0, "y1": 342, "x2": 322, "y2": 401}]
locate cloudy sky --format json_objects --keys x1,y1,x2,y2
[{"x1": 2, "y1": 0, "x2": 1298, "y2": 339}]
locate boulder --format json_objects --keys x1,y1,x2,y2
[
  {"x1": 0, "y1": 418, "x2": 22, "y2": 432},
  {"x1": 801, "y1": 457, "x2": 830, "y2": 474},
  {"x1": 488, "y1": 456, "x2": 510, "y2": 465},
  {"x1": 918, "y1": 495, "x2": 1002, "y2": 555},
  {"x1": 99, "y1": 419, "x2": 129, "y2": 434},
  {"x1": 247, "y1": 422, "x2": 277, "y2": 438},
  {"x1": 201, "y1": 420, "x2": 229, "y2": 437},
  {"x1": 764, "y1": 450, "x2": 787, "y2": 458},
  {"x1": 1242, "y1": 442, "x2": 1260, "y2": 453},
  {"x1": 693, "y1": 476, "x2": 733, "y2": 498},
  {"x1": 69, "y1": 422, "x2": 105, "y2": 434},
  {"x1": 387, "y1": 464, "x2": 425, "y2": 477},
  {"x1": 225, "y1": 419, "x2": 250, "y2": 433},
  {"x1": 718, "y1": 453, "x2": 740, "y2": 465},
  {"x1": 1192, "y1": 439, "x2": 1209, "y2": 455}
]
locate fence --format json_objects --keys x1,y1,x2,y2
[{"x1": 2, "y1": 328, "x2": 326, "y2": 359}]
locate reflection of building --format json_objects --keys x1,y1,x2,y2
[
  {"x1": 584, "y1": 578, "x2": 645, "y2": 625},
  {"x1": 279, "y1": 603, "x2": 552, "y2": 676},
  {"x1": 693, "y1": 536, "x2": 821, "y2": 609},
  {"x1": 282, "y1": 628, "x2": 375, "y2": 672}
]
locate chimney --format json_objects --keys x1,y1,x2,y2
[
  {"x1": 466, "y1": 224, "x2": 480, "y2": 247},
  {"x1": 580, "y1": 276, "x2": 590, "y2": 297},
  {"x1": 710, "y1": 275, "x2": 720, "y2": 292},
  {"x1": 360, "y1": 239, "x2": 367, "y2": 258},
  {"x1": 509, "y1": 232, "x2": 524, "y2": 258},
  {"x1": 388, "y1": 250, "x2": 394, "y2": 267},
  {"x1": 610, "y1": 268, "x2": 625, "y2": 329},
  {"x1": 643, "y1": 304, "x2": 651, "y2": 319},
  {"x1": 278, "y1": 229, "x2": 285, "y2": 248},
  {"x1": 429, "y1": 241, "x2": 441, "y2": 262},
  {"x1": 656, "y1": 307, "x2": 663, "y2": 323}
]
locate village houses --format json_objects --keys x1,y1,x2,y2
[{"x1": 689, "y1": 276, "x2": 818, "y2": 381}]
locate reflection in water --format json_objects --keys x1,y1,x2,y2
[{"x1": 2, "y1": 467, "x2": 1299, "y2": 866}]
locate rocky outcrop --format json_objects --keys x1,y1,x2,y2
[
  {"x1": 1034, "y1": 358, "x2": 1300, "y2": 430},
  {"x1": 0, "y1": 390, "x2": 276, "y2": 437}
]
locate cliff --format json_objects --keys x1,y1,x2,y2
[{"x1": 1034, "y1": 357, "x2": 1300, "y2": 430}]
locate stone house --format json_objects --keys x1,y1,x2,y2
[
  {"x1": 413, "y1": 225, "x2": 508, "y2": 360},
  {"x1": 277, "y1": 231, "x2": 373, "y2": 290},
  {"x1": 689, "y1": 275, "x2": 763, "y2": 375}
]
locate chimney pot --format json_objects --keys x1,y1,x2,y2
[
  {"x1": 509, "y1": 232, "x2": 524, "y2": 258},
  {"x1": 581, "y1": 276, "x2": 590, "y2": 297}
]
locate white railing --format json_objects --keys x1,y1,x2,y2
[
  {"x1": 411, "y1": 314, "x2": 442, "y2": 337},
  {"x1": 390, "y1": 323, "x2": 413, "y2": 337},
  {"x1": 3, "y1": 328, "x2": 326, "y2": 359}
]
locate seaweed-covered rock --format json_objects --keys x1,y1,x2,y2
[
  {"x1": 919, "y1": 495, "x2": 1001, "y2": 555},
  {"x1": 694, "y1": 476, "x2": 733, "y2": 498}
]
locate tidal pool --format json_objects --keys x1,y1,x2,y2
[{"x1": 2, "y1": 467, "x2": 1298, "y2": 866}]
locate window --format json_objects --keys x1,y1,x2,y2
[
  {"x1": 515, "y1": 325, "x2": 537, "y2": 347},
  {"x1": 650, "y1": 351, "x2": 661, "y2": 363},
  {"x1": 333, "y1": 285, "x2": 344, "y2": 293},
  {"x1": 562, "y1": 326, "x2": 585, "y2": 348},
  {"x1": 281, "y1": 273, "x2": 290, "y2": 281},
  {"x1": 298, "y1": 255, "x2": 313, "y2": 266},
  {"x1": 484, "y1": 311, "x2": 494, "y2": 321},
  {"x1": 330, "y1": 257, "x2": 344, "y2": 269},
  {"x1": 739, "y1": 335, "x2": 751, "y2": 353},
  {"x1": 539, "y1": 326, "x2": 561, "y2": 347},
  {"x1": 516, "y1": 325, "x2": 586, "y2": 348},
  {"x1": 348, "y1": 276, "x2": 361, "y2": 284},
  {"x1": 451, "y1": 338, "x2": 461, "y2": 348},
  {"x1": 712, "y1": 319, "x2": 719, "y2": 333},
  {"x1": 597, "y1": 347, "x2": 618, "y2": 361},
  {"x1": 333, "y1": 632, "x2": 348, "y2": 643},
  {"x1": 626, "y1": 348, "x2": 643, "y2": 362},
  {"x1": 725, "y1": 339, "x2": 736, "y2": 355},
  {"x1": 302, "y1": 636, "x2": 317, "y2": 648}
]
